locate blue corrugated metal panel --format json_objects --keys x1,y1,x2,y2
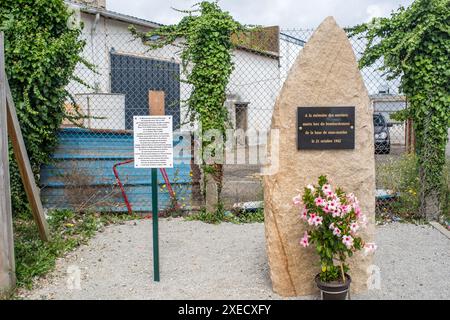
[{"x1": 40, "y1": 128, "x2": 192, "y2": 212}]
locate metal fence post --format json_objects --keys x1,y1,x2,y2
[{"x1": 151, "y1": 168, "x2": 160, "y2": 282}]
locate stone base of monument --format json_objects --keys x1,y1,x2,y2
[{"x1": 315, "y1": 274, "x2": 352, "y2": 300}]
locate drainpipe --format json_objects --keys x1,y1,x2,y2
[
  {"x1": 91, "y1": 13, "x2": 100, "y2": 35},
  {"x1": 91, "y1": 13, "x2": 100, "y2": 92}
]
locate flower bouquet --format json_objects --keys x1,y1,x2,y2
[{"x1": 293, "y1": 175, "x2": 376, "y2": 299}]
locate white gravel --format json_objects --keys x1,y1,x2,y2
[{"x1": 19, "y1": 219, "x2": 450, "y2": 300}]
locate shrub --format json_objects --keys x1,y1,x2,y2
[{"x1": 0, "y1": 0, "x2": 90, "y2": 215}]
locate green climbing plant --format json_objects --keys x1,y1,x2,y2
[
  {"x1": 0, "y1": 0, "x2": 90, "y2": 215},
  {"x1": 131, "y1": 1, "x2": 250, "y2": 215},
  {"x1": 349, "y1": 0, "x2": 450, "y2": 220}
]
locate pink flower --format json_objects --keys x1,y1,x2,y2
[
  {"x1": 328, "y1": 200, "x2": 337, "y2": 209},
  {"x1": 314, "y1": 197, "x2": 324, "y2": 206},
  {"x1": 300, "y1": 232, "x2": 310, "y2": 248},
  {"x1": 307, "y1": 213, "x2": 317, "y2": 226},
  {"x1": 354, "y1": 204, "x2": 362, "y2": 218},
  {"x1": 347, "y1": 193, "x2": 356, "y2": 203},
  {"x1": 333, "y1": 227, "x2": 342, "y2": 237},
  {"x1": 342, "y1": 235, "x2": 354, "y2": 249},
  {"x1": 300, "y1": 206, "x2": 308, "y2": 221},
  {"x1": 364, "y1": 243, "x2": 377, "y2": 255},
  {"x1": 322, "y1": 184, "x2": 332, "y2": 193},
  {"x1": 313, "y1": 216, "x2": 323, "y2": 227},
  {"x1": 329, "y1": 223, "x2": 335, "y2": 230},
  {"x1": 293, "y1": 195, "x2": 302, "y2": 206},
  {"x1": 332, "y1": 208, "x2": 341, "y2": 218},
  {"x1": 350, "y1": 222, "x2": 359, "y2": 234},
  {"x1": 341, "y1": 205, "x2": 351, "y2": 214}
]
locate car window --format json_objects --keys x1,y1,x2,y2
[{"x1": 373, "y1": 114, "x2": 385, "y2": 126}]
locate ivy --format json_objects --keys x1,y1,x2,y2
[
  {"x1": 349, "y1": 0, "x2": 450, "y2": 220},
  {"x1": 0, "y1": 0, "x2": 89, "y2": 215},
  {"x1": 131, "y1": 1, "x2": 249, "y2": 213}
]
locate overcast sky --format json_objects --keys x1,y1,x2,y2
[{"x1": 107, "y1": 0, "x2": 414, "y2": 29}]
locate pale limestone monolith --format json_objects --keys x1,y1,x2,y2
[{"x1": 263, "y1": 17, "x2": 376, "y2": 297}]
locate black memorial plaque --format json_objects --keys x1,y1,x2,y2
[{"x1": 297, "y1": 106, "x2": 355, "y2": 150}]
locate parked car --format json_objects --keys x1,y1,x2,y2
[{"x1": 373, "y1": 113, "x2": 392, "y2": 154}]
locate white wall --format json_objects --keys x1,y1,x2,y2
[
  {"x1": 228, "y1": 50, "x2": 280, "y2": 134},
  {"x1": 67, "y1": 12, "x2": 281, "y2": 138},
  {"x1": 74, "y1": 93, "x2": 125, "y2": 130},
  {"x1": 279, "y1": 38, "x2": 303, "y2": 83}
]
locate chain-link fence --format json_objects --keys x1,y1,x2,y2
[{"x1": 39, "y1": 25, "x2": 425, "y2": 219}]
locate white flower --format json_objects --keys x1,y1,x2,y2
[{"x1": 307, "y1": 184, "x2": 315, "y2": 192}]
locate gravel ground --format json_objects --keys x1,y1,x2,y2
[{"x1": 19, "y1": 219, "x2": 450, "y2": 300}]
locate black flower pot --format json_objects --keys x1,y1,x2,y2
[{"x1": 315, "y1": 274, "x2": 352, "y2": 300}]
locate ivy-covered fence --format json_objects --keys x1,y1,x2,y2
[
  {"x1": 33, "y1": 23, "x2": 449, "y2": 220},
  {"x1": 350, "y1": 0, "x2": 450, "y2": 221},
  {"x1": 0, "y1": 0, "x2": 90, "y2": 216},
  {"x1": 3, "y1": 1, "x2": 447, "y2": 222}
]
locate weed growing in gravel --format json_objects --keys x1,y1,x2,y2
[
  {"x1": 377, "y1": 154, "x2": 450, "y2": 222},
  {"x1": 186, "y1": 207, "x2": 264, "y2": 225},
  {"x1": 12, "y1": 210, "x2": 139, "y2": 291},
  {"x1": 186, "y1": 205, "x2": 226, "y2": 224},
  {"x1": 229, "y1": 209, "x2": 265, "y2": 224}
]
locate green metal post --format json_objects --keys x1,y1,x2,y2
[{"x1": 151, "y1": 168, "x2": 160, "y2": 282}]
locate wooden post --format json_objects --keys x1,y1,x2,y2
[
  {"x1": 5, "y1": 79, "x2": 50, "y2": 242},
  {"x1": 1, "y1": 35, "x2": 49, "y2": 241},
  {"x1": 0, "y1": 32, "x2": 16, "y2": 294}
]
